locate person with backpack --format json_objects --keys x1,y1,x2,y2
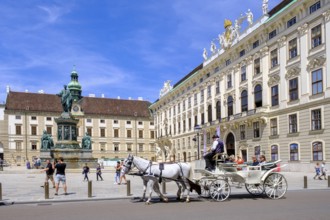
[{"x1": 204, "y1": 135, "x2": 224, "y2": 172}]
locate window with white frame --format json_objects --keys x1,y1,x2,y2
[
  {"x1": 270, "y1": 49, "x2": 278, "y2": 68},
  {"x1": 241, "y1": 66, "x2": 246, "y2": 82},
  {"x1": 240, "y1": 124, "x2": 246, "y2": 140},
  {"x1": 289, "y1": 78, "x2": 299, "y2": 101},
  {"x1": 216, "y1": 81, "x2": 220, "y2": 94},
  {"x1": 227, "y1": 74, "x2": 232, "y2": 89},
  {"x1": 225, "y1": 59, "x2": 231, "y2": 66},
  {"x1": 311, "y1": 109, "x2": 322, "y2": 130},
  {"x1": 194, "y1": 93, "x2": 197, "y2": 106},
  {"x1": 254, "y1": 145, "x2": 260, "y2": 157},
  {"x1": 271, "y1": 85, "x2": 279, "y2": 106},
  {"x1": 271, "y1": 145, "x2": 278, "y2": 161},
  {"x1": 139, "y1": 144, "x2": 144, "y2": 152},
  {"x1": 207, "y1": 85, "x2": 211, "y2": 98},
  {"x1": 312, "y1": 141, "x2": 323, "y2": 161},
  {"x1": 227, "y1": 96, "x2": 233, "y2": 117},
  {"x1": 254, "y1": 85, "x2": 262, "y2": 108},
  {"x1": 200, "y1": 89, "x2": 204, "y2": 102},
  {"x1": 114, "y1": 143, "x2": 119, "y2": 152},
  {"x1": 311, "y1": 24, "x2": 322, "y2": 48},
  {"x1": 254, "y1": 58, "x2": 261, "y2": 75},
  {"x1": 241, "y1": 90, "x2": 248, "y2": 112},
  {"x1": 289, "y1": 38, "x2": 297, "y2": 59},
  {"x1": 289, "y1": 114, "x2": 298, "y2": 133},
  {"x1": 216, "y1": 101, "x2": 221, "y2": 120},
  {"x1": 290, "y1": 143, "x2": 299, "y2": 161},
  {"x1": 310, "y1": 1, "x2": 321, "y2": 14},
  {"x1": 269, "y1": 30, "x2": 277, "y2": 39},
  {"x1": 287, "y1": 17, "x2": 296, "y2": 28},
  {"x1": 188, "y1": 97, "x2": 191, "y2": 108},
  {"x1": 312, "y1": 69, "x2": 323, "y2": 95},
  {"x1": 253, "y1": 40, "x2": 259, "y2": 49},
  {"x1": 240, "y1": 49, "x2": 245, "y2": 57},
  {"x1": 270, "y1": 118, "x2": 278, "y2": 136},
  {"x1": 253, "y1": 122, "x2": 260, "y2": 138}
]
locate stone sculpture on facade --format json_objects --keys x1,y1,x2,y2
[
  {"x1": 159, "y1": 80, "x2": 173, "y2": 98},
  {"x1": 203, "y1": 48, "x2": 208, "y2": 61},
  {"x1": 246, "y1": 9, "x2": 254, "y2": 25},
  {"x1": 263, "y1": 0, "x2": 269, "y2": 15},
  {"x1": 210, "y1": 41, "x2": 217, "y2": 55}
]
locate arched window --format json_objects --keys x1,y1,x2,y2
[
  {"x1": 271, "y1": 145, "x2": 278, "y2": 161},
  {"x1": 254, "y1": 84, "x2": 262, "y2": 108},
  {"x1": 312, "y1": 141, "x2": 323, "y2": 161},
  {"x1": 208, "y1": 105, "x2": 212, "y2": 123},
  {"x1": 241, "y1": 90, "x2": 248, "y2": 112},
  {"x1": 290, "y1": 143, "x2": 299, "y2": 161},
  {"x1": 216, "y1": 101, "x2": 221, "y2": 120},
  {"x1": 254, "y1": 145, "x2": 260, "y2": 158},
  {"x1": 227, "y1": 96, "x2": 233, "y2": 117}
]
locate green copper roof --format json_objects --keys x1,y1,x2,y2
[{"x1": 266, "y1": 0, "x2": 297, "y2": 23}]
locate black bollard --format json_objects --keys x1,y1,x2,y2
[
  {"x1": 88, "y1": 181, "x2": 92, "y2": 198},
  {"x1": 162, "y1": 181, "x2": 166, "y2": 194},
  {"x1": 303, "y1": 176, "x2": 307, "y2": 189},
  {"x1": 328, "y1": 176, "x2": 330, "y2": 188},
  {"x1": 126, "y1": 180, "x2": 131, "y2": 196},
  {"x1": 0, "y1": 182, "x2": 2, "y2": 201},
  {"x1": 44, "y1": 182, "x2": 49, "y2": 199}
]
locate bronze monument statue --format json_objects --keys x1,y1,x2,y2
[{"x1": 57, "y1": 85, "x2": 73, "y2": 113}]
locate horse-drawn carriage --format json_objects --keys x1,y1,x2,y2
[
  {"x1": 122, "y1": 154, "x2": 287, "y2": 204},
  {"x1": 195, "y1": 160, "x2": 287, "y2": 201}
]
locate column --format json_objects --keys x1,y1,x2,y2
[
  {"x1": 297, "y1": 23, "x2": 309, "y2": 103},
  {"x1": 323, "y1": 10, "x2": 330, "y2": 97}
]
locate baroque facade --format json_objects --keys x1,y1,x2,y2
[
  {"x1": 150, "y1": 0, "x2": 330, "y2": 171},
  {"x1": 0, "y1": 71, "x2": 156, "y2": 165}
]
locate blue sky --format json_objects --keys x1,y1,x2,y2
[{"x1": 0, "y1": 0, "x2": 282, "y2": 104}]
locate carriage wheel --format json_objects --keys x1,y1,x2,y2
[
  {"x1": 263, "y1": 173, "x2": 287, "y2": 199},
  {"x1": 245, "y1": 183, "x2": 264, "y2": 196},
  {"x1": 209, "y1": 178, "x2": 231, "y2": 201},
  {"x1": 199, "y1": 178, "x2": 212, "y2": 198}
]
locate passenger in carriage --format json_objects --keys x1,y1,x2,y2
[
  {"x1": 259, "y1": 155, "x2": 267, "y2": 165},
  {"x1": 235, "y1": 155, "x2": 244, "y2": 170},
  {"x1": 204, "y1": 135, "x2": 223, "y2": 171},
  {"x1": 251, "y1": 156, "x2": 260, "y2": 166}
]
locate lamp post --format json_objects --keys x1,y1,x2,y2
[
  {"x1": 194, "y1": 125, "x2": 202, "y2": 160},
  {"x1": 134, "y1": 112, "x2": 138, "y2": 156}
]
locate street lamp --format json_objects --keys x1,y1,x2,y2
[
  {"x1": 194, "y1": 125, "x2": 202, "y2": 160},
  {"x1": 134, "y1": 112, "x2": 138, "y2": 156}
]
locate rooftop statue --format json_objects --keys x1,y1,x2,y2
[
  {"x1": 246, "y1": 9, "x2": 254, "y2": 25},
  {"x1": 210, "y1": 41, "x2": 217, "y2": 55},
  {"x1": 159, "y1": 80, "x2": 173, "y2": 98},
  {"x1": 203, "y1": 48, "x2": 208, "y2": 60},
  {"x1": 57, "y1": 85, "x2": 73, "y2": 113},
  {"x1": 263, "y1": 0, "x2": 269, "y2": 15}
]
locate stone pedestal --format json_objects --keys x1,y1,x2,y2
[{"x1": 40, "y1": 112, "x2": 97, "y2": 168}]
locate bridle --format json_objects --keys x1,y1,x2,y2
[{"x1": 123, "y1": 155, "x2": 134, "y2": 171}]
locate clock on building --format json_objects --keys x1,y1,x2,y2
[{"x1": 73, "y1": 105, "x2": 79, "y2": 112}]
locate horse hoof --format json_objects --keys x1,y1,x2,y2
[
  {"x1": 186, "y1": 199, "x2": 190, "y2": 203},
  {"x1": 163, "y1": 198, "x2": 168, "y2": 203}
]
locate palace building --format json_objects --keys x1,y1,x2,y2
[
  {"x1": 150, "y1": 0, "x2": 330, "y2": 171},
  {"x1": 0, "y1": 70, "x2": 156, "y2": 165}
]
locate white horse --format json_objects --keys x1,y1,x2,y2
[{"x1": 122, "y1": 154, "x2": 198, "y2": 204}]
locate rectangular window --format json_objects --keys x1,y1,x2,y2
[
  {"x1": 183, "y1": 101, "x2": 186, "y2": 111},
  {"x1": 270, "y1": 118, "x2": 278, "y2": 136},
  {"x1": 100, "y1": 119, "x2": 105, "y2": 124},
  {"x1": 253, "y1": 122, "x2": 260, "y2": 138},
  {"x1": 271, "y1": 85, "x2": 279, "y2": 106},
  {"x1": 313, "y1": 142, "x2": 323, "y2": 161},
  {"x1": 138, "y1": 121, "x2": 143, "y2": 125},
  {"x1": 127, "y1": 144, "x2": 132, "y2": 152},
  {"x1": 214, "y1": 66, "x2": 219, "y2": 73},
  {"x1": 254, "y1": 145, "x2": 260, "y2": 158},
  {"x1": 289, "y1": 78, "x2": 298, "y2": 101},
  {"x1": 225, "y1": 59, "x2": 231, "y2": 66},
  {"x1": 289, "y1": 114, "x2": 297, "y2": 133},
  {"x1": 114, "y1": 129, "x2": 119, "y2": 138},
  {"x1": 287, "y1": 17, "x2": 296, "y2": 28},
  {"x1": 206, "y1": 73, "x2": 210, "y2": 78},
  {"x1": 150, "y1": 122, "x2": 154, "y2": 126},
  {"x1": 240, "y1": 125, "x2": 246, "y2": 140},
  {"x1": 290, "y1": 144, "x2": 299, "y2": 161},
  {"x1": 16, "y1": 142, "x2": 22, "y2": 151},
  {"x1": 31, "y1": 116, "x2": 37, "y2": 120},
  {"x1": 241, "y1": 66, "x2": 246, "y2": 82},
  {"x1": 31, "y1": 126, "x2": 37, "y2": 136},
  {"x1": 139, "y1": 144, "x2": 144, "y2": 152},
  {"x1": 178, "y1": 103, "x2": 181, "y2": 113},
  {"x1": 139, "y1": 130, "x2": 143, "y2": 138},
  {"x1": 312, "y1": 69, "x2": 323, "y2": 95},
  {"x1": 271, "y1": 49, "x2": 278, "y2": 68},
  {"x1": 188, "y1": 97, "x2": 191, "y2": 108},
  {"x1": 216, "y1": 81, "x2": 220, "y2": 94},
  {"x1": 15, "y1": 115, "x2": 21, "y2": 120},
  {"x1": 207, "y1": 85, "x2": 211, "y2": 98},
  {"x1": 31, "y1": 143, "x2": 37, "y2": 150},
  {"x1": 311, "y1": 24, "x2": 322, "y2": 48},
  {"x1": 16, "y1": 125, "x2": 22, "y2": 135},
  {"x1": 269, "y1": 30, "x2": 277, "y2": 39},
  {"x1": 126, "y1": 121, "x2": 131, "y2": 125},
  {"x1": 289, "y1": 38, "x2": 298, "y2": 59},
  {"x1": 253, "y1": 40, "x2": 259, "y2": 49},
  {"x1": 100, "y1": 128, "x2": 105, "y2": 137},
  {"x1": 311, "y1": 109, "x2": 322, "y2": 130},
  {"x1": 100, "y1": 143, "x2": 105, "y2": 152},
  {"x1": 113, "y1": 120, "x2": 118, "y2": 124},
  {"x1": 240, "y1": 49, "x2": 245, "y2": 57},
  {"x1": 114, "y1": 143, "x2": 119, "y2": 152},
  {"x1": 46, "y1": 126, "x2": 52, "y2": 135},
  {"x1": 200, "y1": 89, "x2": 204, "y2": 102},
  {"x1": 310, "y1": 1, "x2": 321, "y2": 14},
  {"x1": 201, "y1": 113, "x2": 205, "y2": 125},
  {"x1": 127, "y1": 130, "x2": 132, "y2": 138},
  {"x1": 271, "y1": 145, "x2": 278, "y2": 161},
  {"x1": 227, "y1": 74, "x2": 232, "y2": 89},
  {"x1": 194, "y1": 93, "x2": 198, "y2": 106},
  {"x1": 200, "y1": 77, "x2": 203, "y2": 83},
  {"x1": 46, "y1": 117, "x2": 52, "y2": 121},
  {"x1": 150, "y1": 130, "x2": 155, "y2": 139},
  {"x1": 87, "y1": 128, "x2": 92, "y2": 136},
  {"x1": 254, "y1": 58, "x2": 260, "y2": 75},
  {"x1": 86, "y1": 118, "x2": 92, "y2": 123}
]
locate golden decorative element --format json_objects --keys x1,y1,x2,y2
[{"x1": 224, "y1": 19, "x2": 232, "y2": 29}]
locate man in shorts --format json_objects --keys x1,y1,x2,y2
[
  {"x1": 54, "y1": 157, "x2": 68, "y2": 195},
  {"x1": 41, "y1": 159, "x2": 55, "y2": 188}
]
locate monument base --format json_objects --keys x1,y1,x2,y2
[{"x1": 40, "y1": 149, "x2": 98, "y2": 169}]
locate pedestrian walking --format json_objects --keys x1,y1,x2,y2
[
  {"x1": 119, "y1": 160, "x2": 127, "y2": 185},
  {"x1": 54, "y1": 157, "x2": 68, "y2": 195},
  {"x1": 320, "y1": 162, "x2": 327, "y2": 180},
  {"x1": 96, "y1": 164, "x2": 103, "y2": 181},
  {"x1": 114, "y1": 161, "x2": 121, "y2": 184},
  {"x1": 40, "y1": 159, "x2": 55, "y2": 188},
  {"x1": 82, "y1": 163, "x2": 90, "y2": 181},
  {"x1": 26, "y1": 160, "x2": 31, "y2": 169},
  {"x1": 314, "y1": 162, "x2": 322, "y2": 180}
]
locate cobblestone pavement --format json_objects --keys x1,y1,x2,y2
[{"x1": 0, "y1": 166, "x2": 329, "y2": 204}]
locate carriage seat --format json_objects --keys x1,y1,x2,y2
[
  {"x1": 219, "y1": 163, "x2": 237, "y2": 172},
  {"x1": 212, "y1": 153, "x2": 226, "y2": 163},
  {"x1": 261, "y1": 162, "x2": 277, "y2": 170}
]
